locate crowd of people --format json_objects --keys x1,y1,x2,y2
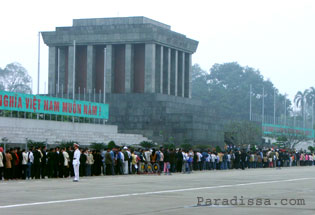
[{"x1": 0, "y1": 145, "x2": 314, "y2": 181}]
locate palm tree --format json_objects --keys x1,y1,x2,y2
[
  {"x1": 307, "y1": 87, "x2": 315, "y2": 129},
  {"x1": 294, "y1": 89, "x2": 309, "y2": 127},
  {"x1": 306, "y1": 87, "x2": 315, "y2": 104}
]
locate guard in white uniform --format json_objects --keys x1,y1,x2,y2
[{"x1": 72, "y1": 143, "x2": 81, "y2": 182}]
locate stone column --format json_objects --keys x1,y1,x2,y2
[
  {"x1": 144, "y1": 43, "x2": 156, "y2": 93},
  {"x1": 58, "y1": 47, "x2": 66, "y2": 94},
  {"x1": 48, "y1": 46, "x2": 56, "y2": 94},
  {"x1": 177, "y1": 51, "x2": 185, "y2": 97},
  {"x1": 155, "y1": 45, "x2": 163, "y2": 94},
  {"x1": 125, "y1": 44, "x2": 134, "y2": 93},
  {"x1": 105, "y1": 44, "x2": 114, "y2": 93},
  {"x1": 170, "y1": 49, "x2": 178, "y2": 96},
  {"x1": 86, "y1": 45, "x2": 95, "y2": 93},
  {"x1": 163, "y1": 47, "x2": 171, "y2": 95},
  {"x1": 67, "y1": 45, "x2": 75, "y2": 94},
  {"x1": 184, "y1": 53, "x2": 192, "y2": 98}
]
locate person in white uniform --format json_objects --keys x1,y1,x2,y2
[{"x1": 72, "y1": 143, "x2": 81, "y2": 182}]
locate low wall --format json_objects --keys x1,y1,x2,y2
[{"x1": 0, "y1": 117, "x2": 117, "y2": 133}]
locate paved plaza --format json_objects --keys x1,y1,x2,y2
[{"x1": 0, "y1": 166, "x2": 315, "y2": 215}]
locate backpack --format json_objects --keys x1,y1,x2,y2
[{"x1": 123, "y1": 151, "x2": 129, "y2": 160}]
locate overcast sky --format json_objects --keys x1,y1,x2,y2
[{"x1": 0, "y1": 0, "x2": 314, "y2": 101}]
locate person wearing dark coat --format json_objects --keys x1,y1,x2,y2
[
  {"x1": 93, "y1": 150, "x2": 102, "y2": 176},
  {"x1": 105, "y1": 148, "x2": 113, "y2": 175},
  {"x1": 240, "y1": 150, "x2": 247, "y2": 170},
  {"x1": 41, "y1": 146, "x2": 47, "y2": 179},
  {"x1": 16, "y1": 147, "x2": 22, "y2": 179},
  {"x1": 47, "y1": 148, "x2": 54, "y2": 178},
  {"x1": 58, "y1": 148, "x2": 65, "y2": 178},
  {"x1": 163, "y1": 148, "x2": 170, "y2": 174},
  {"x1": 79, "y1": 149, "x2": 87, "y2": 177},
  {"x1": 234, "y1": 150, "x2": 240, "y2": 169},
  {"x1": 176, "y1": 149, "x2": 183, "y2": 172},
  {"x1": 33, "y1": 147, "x2": 42, "y2": 179},
  {"x1": 169, "y1": 149, "x2": 176, "y2": 173},
  {"x1": 11, "y1": 148, "x2": 18, "y2": 179},
  {"x1": 67, "y1": 147, "x2": 74, "y2": 177}
]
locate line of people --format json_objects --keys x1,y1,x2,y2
[
  {"x1": 0, "y1": 146, "x2": 103, "y2": 180},
  {"x1": 0, "y1": 145, "x2": 314, "y2": 181}
]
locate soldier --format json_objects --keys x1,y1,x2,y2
[{"x1": 72, "y1": 143, "x2": 81, "y2": 182}]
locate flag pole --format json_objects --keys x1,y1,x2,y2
[
  {"x1": 274, "y1": 88, "x2": 276, "y2": 124},
  {"x1": 103, "y1": 47, "x2": 107, "y2": 124},
  {"x1": 249, "y1": 84, "x2": 252, "y2": 121},
  {"x1": 37, "y1": 32, "x2": 41, "y2": 95},
  {"x1": 73, "y1": 40, "x2": 76, "y2": 101},
  {"x1": 262, "y1": 86, "x2": 264, "y2": 124}
]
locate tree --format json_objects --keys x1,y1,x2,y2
[
  {"x1": 284, "y1": 131, "x2": 308, "y2": 149},
  {"x1": 306, "y1": 87, "x2": 315, "y2": 104},
  {"x1": 191, "y1": 62, "x2": 291, "y2": 121},
  {"x1": 191, "y1": 64, "x2": 210, "y2": 101},
  {"x1": 306, "y1": 87, "x2": 315, "y2": 128},
  {"x1": 0, "y1": 68, "x2": 4, "y2": 91},
  {"x1": 224, "y1": 121, "x2": 262, "y2": 147},
  {"x1": 0, "y1": 62, "x2": 32, "y2": 93},
  {"x1": 294, "y1": 89, "x2": 309, "y2": 119},
  {"x1": 268, "y1": 130, "x2": 308, "y2": 149}
]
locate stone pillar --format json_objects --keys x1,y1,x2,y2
[
  {"x1": 144, "y1": 43, "x2": 156, "y2": 93},
  {"x1": 48, "y1": 46, "x2": 56, "y2": 94},
  {"x1": 125, "y1": 44, "x2": 134, "y2": 93},
  {"x1": 177, "y1": 51, "x2": 185, "y2": 97},
  {"x1": 155, "y1": 45, "x2": 163, "y2": 94},
  {"x1": 86, "y1": 45, "x2": 95, "y2": 93},
  {"x1": 170, "y1": 49, "x2": 178, "y2": 96},
  {"x1": 163, "y1": 47, "x2": 171, "y2": 95},
  {"x1": 105, "y1": 44, "x2": 114, "y2": 93},
  {"x1": 58, "y1": 47, "x2": 66, "y2": 94},
  {"x1": 67, "y1": 45, "x2": 75, "y2": 94},
  {"x1": 184, "y1": 53, "x2": 192, "y2": 98}
]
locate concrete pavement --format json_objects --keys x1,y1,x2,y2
[{"x1": 0, "y1": 166, "x2": 315, "y2": 215}]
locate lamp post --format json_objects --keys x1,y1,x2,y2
[{"x1": 103, "y1": 47, "x2": 107, "y2": 124}]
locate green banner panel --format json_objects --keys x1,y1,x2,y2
[
  {"x1": 0, "y1": 91, "x2": 109, "y2": 119},
  {"x1": 262, "y1": 123, "x2": 314, "y2": 139}
]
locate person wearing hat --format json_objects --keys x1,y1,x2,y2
[{"x1": 72, "y1": 143, "x2": 81, "y2": 182}]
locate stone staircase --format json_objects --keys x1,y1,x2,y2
[{"x1": 0, "y1": 117, "x2": 149, "y2": 146}]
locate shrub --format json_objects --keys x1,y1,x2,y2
[
  {"x1": 90, "y1": 142, "x2": 106, "y2": 151},
  {"x1": 27, "y1": 140, "x2": 46, "y2": 149},
  {"x1": 180, "y1": 143, "x2": 193, "y2": 151},
  {"x1": 108, "y1": 141, "x2": 116, "y2": 149},
  {"x1": 140, "y1": 141, "x2": 155, "y2": 149}
]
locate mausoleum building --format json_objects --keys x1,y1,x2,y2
[{"x1": 42, "y1": 17, "x2": 198, "y2": 98}]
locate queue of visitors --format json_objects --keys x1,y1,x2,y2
[{"x1": 0, "y1": 145, "x2": 314, "y2": 181}]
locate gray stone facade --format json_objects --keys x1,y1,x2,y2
[{"x1": 105, "y1": 93, "x2": 225, "y2": 145}]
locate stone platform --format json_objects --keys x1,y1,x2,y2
[
  {"x1": 106, "y1": 93, "x2": 225, "y2": 145},
  {"x1": 0, "y1": 117, "x2": 149, "y2": 146}
]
